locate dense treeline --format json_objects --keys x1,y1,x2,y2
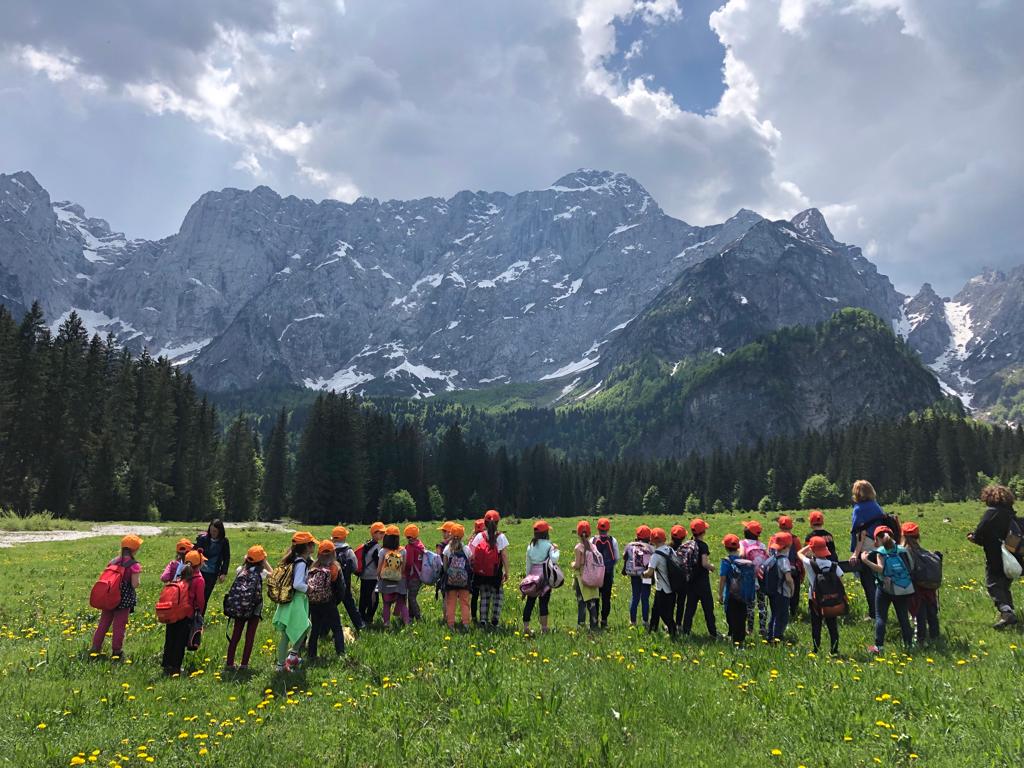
[{"x1": 5, "y1": 304, "x2": 1024, "y2": 524}]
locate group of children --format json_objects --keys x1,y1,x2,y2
[{"x1": 89, "y1": 502, "x2": 950, "y2": 673}]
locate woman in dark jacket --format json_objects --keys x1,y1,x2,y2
[
  {"x1": 968, "y1": 484, "x2": 1018, "y2": 629},
  {"x1": 195, "y1": 519, "x2": 231, "y2": 610}
]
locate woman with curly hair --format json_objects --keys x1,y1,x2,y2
[{"x1": 968, "y1": 484, "x2": 1019, "y2": 629}]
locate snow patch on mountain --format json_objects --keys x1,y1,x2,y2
[{"x1": 304, "y1": 365, "x2": 375, "y2": 393}]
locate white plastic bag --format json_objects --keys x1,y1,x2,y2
[{"x1": 1001, "y1": 544, "x2": 1023, "y2": 580}]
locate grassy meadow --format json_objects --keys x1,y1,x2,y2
[{"x1": 0, "y1": 503, "x2": 1022, "y2": 767}]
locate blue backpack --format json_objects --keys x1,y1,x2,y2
[
  {"x1": 880, "y1": 548, "x2": 915, "y2": 596},
  {"x1": 724, "y1": 557, "x2": 756, "y2": 603}
]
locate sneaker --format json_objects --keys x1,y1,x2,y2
[
  {"x1": 283, "y1": 653, "x2": 301, "y2": 673},
  {"x1": 867, "y1": 645, "x2": 883, "y2": 655},
  {"x1": 274, "y1": 663, "x2": 285, "y2": 673},
  {"x1": 993, "y1": 611, "x2": 1018, "y2": 630}
]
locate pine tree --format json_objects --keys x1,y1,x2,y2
[{"x1": 261, "y1": 408, "x2": 289, "y2": 520}]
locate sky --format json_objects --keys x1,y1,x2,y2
[{"x1": 0, "y1": 0, "x2": 1021, "y2": 296}]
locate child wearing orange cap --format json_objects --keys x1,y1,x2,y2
[
  {"x1": 469, "y1": 518, "x2": 487, "y2": 623},
  {"x1": 591, "y1": 518, "x2": 620, "y2": 628},
  {"x1": 718, "y1": 534, "x2": 754, "y2": 645},
  {"x1": 160, "y1": 539, "x2": 193, "y2": 583},
  {"x1": 377, "y1": 525, "x2": 410, "y2": 628},
  {"x1": 572, "y1": 520, "x2": 601, "y2": 630},
  {"x1": 644, "y1": 528, "x2": 676, "y2": 637},
  {"x1": 764, "y1": 532, "x2": 795, "y2": 642},
  {"x1": 356, "y1": 522, "x2": 386, "y2": 625},
  {"x1": 403, "y1": 525, "x2": 426, "y2": 622},
  {"x1": 798, "y1": 536, "x2": 845, "y2": 654},
  {"x1": 680, "y1": 519, "x2": 719, "y2": 639},
  {"x1": 273, "y1": 532, "x2": 316, "y2": 672},
  {"x1": 442, "y1": 524, "x2": 473, "y2": 630},
  {"x1": 308, "y1": 541, "x2": 346, "y2": 660},
  {"x1": 436, "y1": 522, "x2": 454, "y2": 626},
  {"x1": 670, "y1": 524, "x2": 689, "y2": 628},
  {"x1": 90, "y1": 535, "x2": 143, "y2": 660},
  {"x1": 162, "y1": 549, "x2": 206, "y2": 675},
  {"x1": 803, "y1": 511, "x2": 838, "y2": 562},
  {"x1": 777, "y1": 516, "x2": 805, "y2": 618},
  {"x1": 860, "y1": 526, "x2": 914, "y2": 655},
  {"x1": 225, "y1": 545, "x2": 272, "y2": 671},
  {"x1": 523, "y1": 520, "x2": 560, "y2": 635},
  {"x1": 739, "y1": 521, "x2": 769, "y2": 638},
  {"x1": 623, "y1": 525, "x2": 654, "y2": 627},
  {"x1": 901, "y1": 522, "x2": 941, "y2": 645},
  {"x1": 332, "y1": 526, "x2": 365, "y2": 631},
  {"x1": 470, "y1": 511, "x2": 510, "y2": 628}
]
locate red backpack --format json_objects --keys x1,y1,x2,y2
[
  {"x1": 156, "y1": 581, "x2": 193, "y2": 623},
  {"x1": 90, "y1": 562, "x2": 128, "y2": 611},
  {"x1": 472, "y1": 535, "x2": 501, "y2": 577}
]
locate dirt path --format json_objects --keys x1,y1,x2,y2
[{"x1": 0, "y1": 524, "x2": 164, "y2": 548}]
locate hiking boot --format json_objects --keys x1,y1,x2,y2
[{"x1": 993, "y1": 611, "x2": 1018, "y2": 630}]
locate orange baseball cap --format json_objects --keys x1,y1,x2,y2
[
  {"x1": 318, "y1": 539, "x2": 335, "y2": 555},
  {"x1": 474, "y1": 519, "x2": 485, "y2": 533},
  {"x1": 635, "y1": 525, "x2": 652, "y2": 540},
  {"x1": 809, "y1": 510, "x2": 824, "y2": 525},
  {"x1": 742, "y1": 520, "x2": 762, "y2": 536},
  {"x1": 597, "y1": 517, "x2": 611, "y2": 531},
  {"x1": 404, "y1": 524, "x2": 420, "y2": 538},
  {"x1": 873, "y1": 526, "x2": 894, "y2": 540},
  {"x1": 437, "y1": 521, "x2": 454, "y2": 532},
  {"x1": 533, "y1": 520, "x2": 551, "y2": 533},
  {"x1": 807, "y1": 536, "x2": 831, "y2": 559},
  {"x1": 370, "y1": 522, "x2": 386, "y2": 535},
  {"x1": 331, "y1": 526, "x2": 349, "y2": 540},
  {"x1": 450, "y1": 523, "x2": 465, "y2": 539},
  {"x1": 722, "y1": 534, "x2": 741, "y2": 550},
  {"x1": 690, "y1": 518, "x2": 708, "y2": 535},
  {"x1": 184, "y1": 550, "x2": 206, "y2": 567},
  {"x1": 246, "y1": 545, "x2": 267, "y2": 563},
  {"x1": 576, "y1": 520, "x2": 592, "y2": 536},
  {"x1": 900, "y1": 522, "x2": 920, "y2": 538},
  {"x1": 291, "y1": 531, "x2": 316, "y2": 545},
  {"x1": 773, "y1": 531, "x2": 793, "y2": 549},
  {"x1": 120, "y1": 534, "x2": 143, "y2": 551},
  {"x1": 670, "y1": 524, "x2": 688, "y2": 540},
  {"x1": 175, "y1": 538, "x2": 193, "y2": 554},
  {"x1": 484, "y1": 509, "x2": 500, "y2": 522},
  {"x1": 650, "y1": 527, "x2": 667, "y2": 543},
  {"x1": 777, "y1": 515, "x2": 794, "y2": 530},
  {"x1": 384, "y1": 524, "x2": 401, "y2": 536}
]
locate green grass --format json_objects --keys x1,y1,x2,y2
[{"x1": 1, "y1": 503, "x2": 1022, "y2": 767}]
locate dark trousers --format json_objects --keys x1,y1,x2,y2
[
  {"x1": 309, "y1": 602, "x2": 345, "y2": 658},
  {"x1": 789, "y1": 574, "x2": 803, "y2": 616},
  {"x1": 471, "y1": 581, "x2": 480, "y2": 622},
  {"x1": 986, "y1": 563, "x2": 1015, "y2": 614},
  {"x1": 341, "y1": 573, "x2": 364, "y2": 629},
  {"x1": 914, "y1": 599, "x2": 939, "y2": 643},
  {"x1": 599, "y1": 572, "x2": 614, "y2": 625},
  {"x1": 629, "y1": 576, "x2": 651, "y2": 624},
  {"x1": 874, "y1": 590, "x2": 914, "y2": 647},
  {"x1": 202, "y1": 574, "x2": 218, "y2": 613},
  {"x1": 161, "y1": 618, "x2": 190, "y2": 672},
  {"x1": 649, "y1": 590, "x2": 676, "y2": 636},
  {"x1": 226, "y1": 617, "x2": 260, "y2": 667},
  {"x1": 523, "y1": 592, "x2": 551, "y2": 623},
  {"x1": 809, "y1": 604, "x2": 839, "y2": 653},
  {"x1": 673, "y1": 589, "x2": 687, "y2": 627},
  {"x1": 682, "y1": 579, "x2": 718, "y2": 636},
  {"x1": 575, "y1": 580, "x2": 598, "y2": 628},
  {"x1": 725, "y1": 598, "x2": 748, "y2": 645},
  {"x1": 859, "y1": 567, "x2": 878, "y2": 619},
  {"x1": 768, "y1": 593, "x2": 790, "y2": 640},
  {"x1": 359, "y1": 579, "x2": 379, "y2": 624}
]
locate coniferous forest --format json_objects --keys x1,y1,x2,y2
[{"x1": 4, "y1": 304, "x2": 1024, "y2": 524}]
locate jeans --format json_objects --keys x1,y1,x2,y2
[
  {"x1": 309, "y1": 603, "x2": 345, "y2": 656},
  {"x1": 874, "y1": 589, "x2": 914, "y2": 648},
  {"x1": 809, "y1": 602, "x2": 839, "y2": 653},
  {"x1": 649, "y1": 590, "x2": 676, "y2": 636},
  {"x1": 599, "y1": 571, "x2": 614, "y2": 625},
  {"x1": 629, "y1": 576, "x2": 651, "y2": 624},
  {"x1": 768, "y1": 593, "x2": 790, "y2": 640},
  {"x1": 91, "y1": 608, "x2": 130, "y2": 654},
  {"x1": 725, "y1": 598, "x2": 748, "y2": 645},
  {"x1": 358, "y1": 579, "x2": 379, "y2": 624},
  {"x1": 575, "y1": 579, "x2": 598, "y2": 628},
  {"x1": 523, "y1": 592, "x2": 551, "y2": 623},
  {"x1": 226, "y1": 617, "x2": 260, "y2": 667},
  {"x1": 859, "y1": 567, "x2": 878, "y2": 619},
  {"x1": 682, "y1": 579, "x2": 718, "y2": 637}
]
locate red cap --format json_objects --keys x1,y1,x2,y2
[
  {"x1": 670, "y1": 524, "x2": 687, "y2": 540},
  {"x1": 742, "y1": 520, "x2": 762, "y2": 536},
  {"x1": 597, "y1": 517, "x2": 611, "y2": 532},
  {"x1": 533, "y1": 520, "x2": 550, "y2": 533},
  {"x1": 807, "y1": 536, "x2": 831, "y2": 559},
  {"x1": 484, "y1": 509, "x2": 500, "y2": 522},
  {"x1": 576, "y1": 520, "x2": 592, "y2": 537},
  {"x1": 873, "y1": 526, "x2": 893, "y2": 540},
  {"x1": 635, "y1": 525, "x2": 652, "y2": 540},
  {"x1": 690, "y1": 518, "x2": 708, "y2": 535},
  {"x1": 900, "y1": 522, "x2": 920, "y2": 538},
  {"x1": 773, "y1": 531, "x2": 793, "y2": 549},
  {"x1": 722, "y1": 533, "x2": 741, "y2": 550},
  {"x1": 650, "y1": 527, "x2": 667, "y2": 543},
  {"x1": 809, "y1": 510, "x2": 824, "y2": 525},
  {"x1": 474, "y1": 519, "x2": 485, "y2": 533},
  {"x1": 777, "y1": 515, "x2": 794, "y2": 530}
]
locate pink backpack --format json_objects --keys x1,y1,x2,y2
[
  {"x1": 740, "y1": 539, "x2": 768, "y2": 574},
  {"x1": 581, "y1": 543, "x2": 606, "y2": 588}
]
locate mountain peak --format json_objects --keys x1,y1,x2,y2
[
  {"x1": 547, "y1": 169, "x2": 649, "y2": 197},
  {"x1": 791, "y1": 208, "x2": 837, "y2": 246}
]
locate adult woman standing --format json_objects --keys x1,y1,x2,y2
[
  {"x1": 968, "y1": 484, "x2": 1019, "y2": 629},
  {"x1": 522, "y1": 520, "x2": 559, "y2": 635},
  {"x1": 195, "y1": 519, "x2": 231, "y2": 610},
  {"x1": 849, "y1": 480, "x2": 885, "y2": 620}
]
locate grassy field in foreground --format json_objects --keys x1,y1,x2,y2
[{"x1": 0, "y1": 503, "x2": 1022, "y2": 767}]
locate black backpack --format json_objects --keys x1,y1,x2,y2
[
  {"x1": 759, "y1": 554, "x2": 784, "y2": 597},
  {"x1": 664, "y1": 548, "x2": 689, "y2": 593},
  {"x1": 810, "y1": 561, "x2": 847, "y2": 617},
  {"x1": 910, "y1": 548, "x2": 943, "y2": 590}
]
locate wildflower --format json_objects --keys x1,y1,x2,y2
[{"x1": 770, "y1": 748, "x2": 782, "y2": 756}]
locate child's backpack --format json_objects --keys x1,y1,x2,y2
[
  {"x1": 664, "y1": 548, "x2": 689, "y2": 593},
  {"x1": 379, "y1": 549, "x2": 404, "y2": 583},
  {"x1": 156, "y1": 580, "x2": 193, "y2": 623},
  {"x1": 472, "y1": 536, "x2": 502, "y2": 578},
  {"x1": 624, "y1": 543, "x2": 652, "y2": 576},
  {"x1": 810, "y1": 561, "x2": 847, "y2": 617},
  {"x1": 335, "y1": 544, "x2": 354, "y2": 578},
  {"x1": 581, "y1": 543, "x2": 606, "y2": 588},
  {"x1": 222, "y1": 566, "x2": 263, "y2": 619},
  {"x1": 724, "y1": 557, "x2": 756, "y2": 604},
  {"x1": 90, "y1": 561, "x2": 128, "y2": 611},
  {"x1": 187, "y1": 612, "x2": 204, "y2": 651},
  {"x1": 354, "y1": 541, "x2": 379, "y2": 577},
  {"x1": 266, "y1": 563, "x2": 296, "y2": 604},
  {"x1": 419, "y1": 550, "x2": 442, "y2": 586},
  {"x1": 544, "y1": 558, "x2": 566, "y2": 589},
  {"x1": 519, "y1": 573, "x2": 545, "y2": 598},
  {"x1": 677, "y1": 540, "x2": 701, "y2": 584},
  {"x1": 446, "y1": 550, "x2": 471, "y2": 589},
  {"x1": 406, "y1": 544, "x2": 425, "y2": 582},
  {"x1": 910, "y1": 548, "x2": 943, "y2": 590},
  {"x1": 307, "y1": 566, "x2": 334, "y2": 604},
  {"x1": 880, "y1": 549, "x2": 915, "y2": 596},
  {"x1": 759, "y1": 554, "x2": 784, "y2": 597},
  {"x1": 593, "y1": 536, "x2": 616, "y2": 567},
  {"x1": 786, "y1": 539, "x2": 805, "y2": 579},
  {"x1": 740, "y1": 539, "x2": 768, "y2": 571}
]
